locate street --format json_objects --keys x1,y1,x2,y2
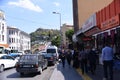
[{"x1": 0, "y1": 65, "x2": 55, "y2": 80}]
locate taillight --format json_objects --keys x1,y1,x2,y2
[
  {"x1": 34, "y1": 64, "x2": 38, "y2": 68},
  {"x1": 50, "y1": 57, "x2": 54, "y2": 60},
  {"x1": 16, "y1": 64, "x2": 20, "y2": 68}
]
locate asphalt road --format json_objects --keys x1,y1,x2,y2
[{"x1": 0, "y1": 65, "x2": 55, "y2": 80}]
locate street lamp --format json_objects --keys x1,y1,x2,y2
[
  {"x1": 52, "y1": 12, "x2": 61, "y2": 29},
  {"x1": 52, "y1": 12, "x2": 62, "y2": 47}
]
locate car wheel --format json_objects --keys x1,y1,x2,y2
[
  {"x1": 20, "y1": 73, "x2": 24, "y2": 76},
  {"x1": 45, "y1": 65, "x2": 47, "y2": 69},
  {"x1": 0, "y1": 65, "x2": 4, "y2": 72}
]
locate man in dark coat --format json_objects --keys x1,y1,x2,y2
[
  {"x1": 88, "y1": 49, "x2": 97, "y2": 75},
  {"x1": 73, "y1": 50, "x2": 79, "y2": 68},
  {"x1": 66, "y1": 50, "x2": 72, "y2": 66},
  {"x1": 60, "y1": 50, "x2": 66, "y2": 68}
]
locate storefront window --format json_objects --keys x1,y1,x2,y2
[{"x1": 116, "y1": 28, "x2": 120, "y2": 54}]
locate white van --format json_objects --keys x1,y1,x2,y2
[{"x1": 46, "y1": 46, "x2": 59, "y2": 60}]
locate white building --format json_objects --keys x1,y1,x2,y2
[
  {"x1": 7, "y1": 26, "x2": 31, "y2": 52},
  {"x1": 0, "y1": 10, "x2": 8, "y2": 48}
]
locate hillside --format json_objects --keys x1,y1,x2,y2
[{"x1": 30, "y1": 28, "x2": 60, "y2": 42}]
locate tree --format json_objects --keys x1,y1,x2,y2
[
  {"x1": 65, "y1": 29, "x2": 74, "y2": 43},
  {"x1": 51, "y1": 35, "x2": 61, "y2": 47}
]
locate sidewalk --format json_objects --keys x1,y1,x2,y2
[
  {"x1": 77, "y1": 64, "x2": 120, "y2": 80},
  {"x1": 49, "y1": 62, "x2": 83, "y2": 80},
  {"x1": 50, "y1": 61, "x2": 120, "y2": 80}
]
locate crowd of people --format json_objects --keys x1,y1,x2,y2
[
  {"x1": 58, "y1": 42, "x2": 114, "y2": 80},
  {"x1": 59, "y1": 47, "x2": 98, "y2": 73}
]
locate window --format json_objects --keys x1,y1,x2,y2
[
  {"x1": 1, "y1": 56, "x2": 14, "y2": 60},
  {"x1": 47, "y1": 49, "x2": 56, "y2": 53},
  {"x1": 9, "y1": 38, "x2": 11, "y2": 43},
  {"x1": 2, "y1": 23, "x2": 4, "y2": 31},
  {"x1": 12, "y1": 38, "x2": 13, "y2": 43},
  {"x1": 9, "y1": 30, "x2": 11, "y2": 34},
  {"x1": 2, "y1": 35, "x2": 4, "y2": 41}
]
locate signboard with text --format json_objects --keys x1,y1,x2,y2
[
  {"x1": 101, "y1": 15, "x2": 120, "y2": 31},
  {"x1": 82, "y1": 14, "x2": 96, "y2": 32}
]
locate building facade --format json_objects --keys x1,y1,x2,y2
[
  {"x1": 73, "y1": 0, "x2": 120, "y2": 54},
  {"x1": 72, "y1": 0, "x2": 113, "y2": 33},
  {"x1": 7, "y1": 26, "x2": 31, "y2": 52},
  {"x1": 61, "y1": 24, "x2": 73, "y2": 48},
  {"x1": 0, "y1": 10, "x2": 8, "y2": 48}
]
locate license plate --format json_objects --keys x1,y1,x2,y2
[{"x1": 23, "y1": 65, "x2": 31, "y2": 67}]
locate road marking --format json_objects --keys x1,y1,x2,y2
[{"x1": 76, "y1": 68, "x2": 92, "y2": 80}]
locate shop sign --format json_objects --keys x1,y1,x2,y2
[
  {"x1": 101, "y1": 15, "x2": 120, "y2": 31},
  {"x1": 82, "y1": 14, "x2": 96, "y2": 32},
  {"x1": 84, "y1": 27, "x2": 101, "y2": 36}
]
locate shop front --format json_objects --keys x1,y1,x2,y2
[
  {"x1": 72, "y1": 28, "x2": 84, "y2": 50},
  {"x1": 80, "y1": 14, "x2": 99, "y2": 50},
  {"x1": 96, "y1": 14, "x2": 120, "y2": 54}
]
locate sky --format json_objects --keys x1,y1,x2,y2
[{"x1": 0, "y1": 0, "x2": 73, "y2": 34}]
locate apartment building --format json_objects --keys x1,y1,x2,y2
[
  {"x1": 61, "y1": 24, "x2": 73, "y2": 48},
  {"x1": 7, "y1": 26, "x2": 31, "y2": 52},
  {"x1": 0, "y1": 10, "x2": 8, "y2": 48}
]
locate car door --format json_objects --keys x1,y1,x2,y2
[{"x1": 1, "y1": 56, "x2": 16, "y2": 68}]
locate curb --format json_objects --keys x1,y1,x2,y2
[{"x1": 76, "y1": 68, "x2": 92, "y2": 80}]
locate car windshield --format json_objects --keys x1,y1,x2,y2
[
  {"x1": 20, "y1": 55, "x2": 37, "y2": 60},
  {"x1": 47, "y1": 49, "x2": 56, "y2": 53}
]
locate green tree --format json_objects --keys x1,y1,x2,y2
[
  {"x1": 65, "y1": 29, "x2": 74, "y2": 42},
  {"x1": 51, "y1": 35, "x2": 60, "y2": 47}
]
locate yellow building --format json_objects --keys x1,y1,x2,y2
[{"x1": 73, "y1": 0, "x2": 113, "y2": 33}]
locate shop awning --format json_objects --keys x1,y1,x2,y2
[
  {"x1": 84, "y1": 26, "x2": 101, "y2": 36},
  {"x1": 0, "y1": 44, "x2": 9, "y2": 48}
]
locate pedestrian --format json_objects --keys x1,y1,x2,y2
[
  {"x1": 79, "y1": 49, "x2": 88, "y2": 74},
  {"x1": 66, "y1": 49, "x2": 72, "y2": 66},
  {"x1": 88, "y1": 48, "x2": 97, "y2": 75},
  {"x1": 60, "y1": 49, "x2": 66, "y2": 68},
  {"x1": 101, "y1": 42, "x2": 114, "y2": 80},
  {"x1": 72, "y1": 50, "x2": 79, "y2": 68}
]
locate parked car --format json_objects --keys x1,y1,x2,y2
[
  {"x1": 7, "y1": 53, "x2": 21, "y2": 60},
  {"x1": 0, "y1": 54, "x2": 18, "y2": 72},
  {"x1": 44, "y1": 53, "x2": 56, "y2": 65},
  {"x1": 16, "y1": 54, "x2": 48, "y2": 76}
]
